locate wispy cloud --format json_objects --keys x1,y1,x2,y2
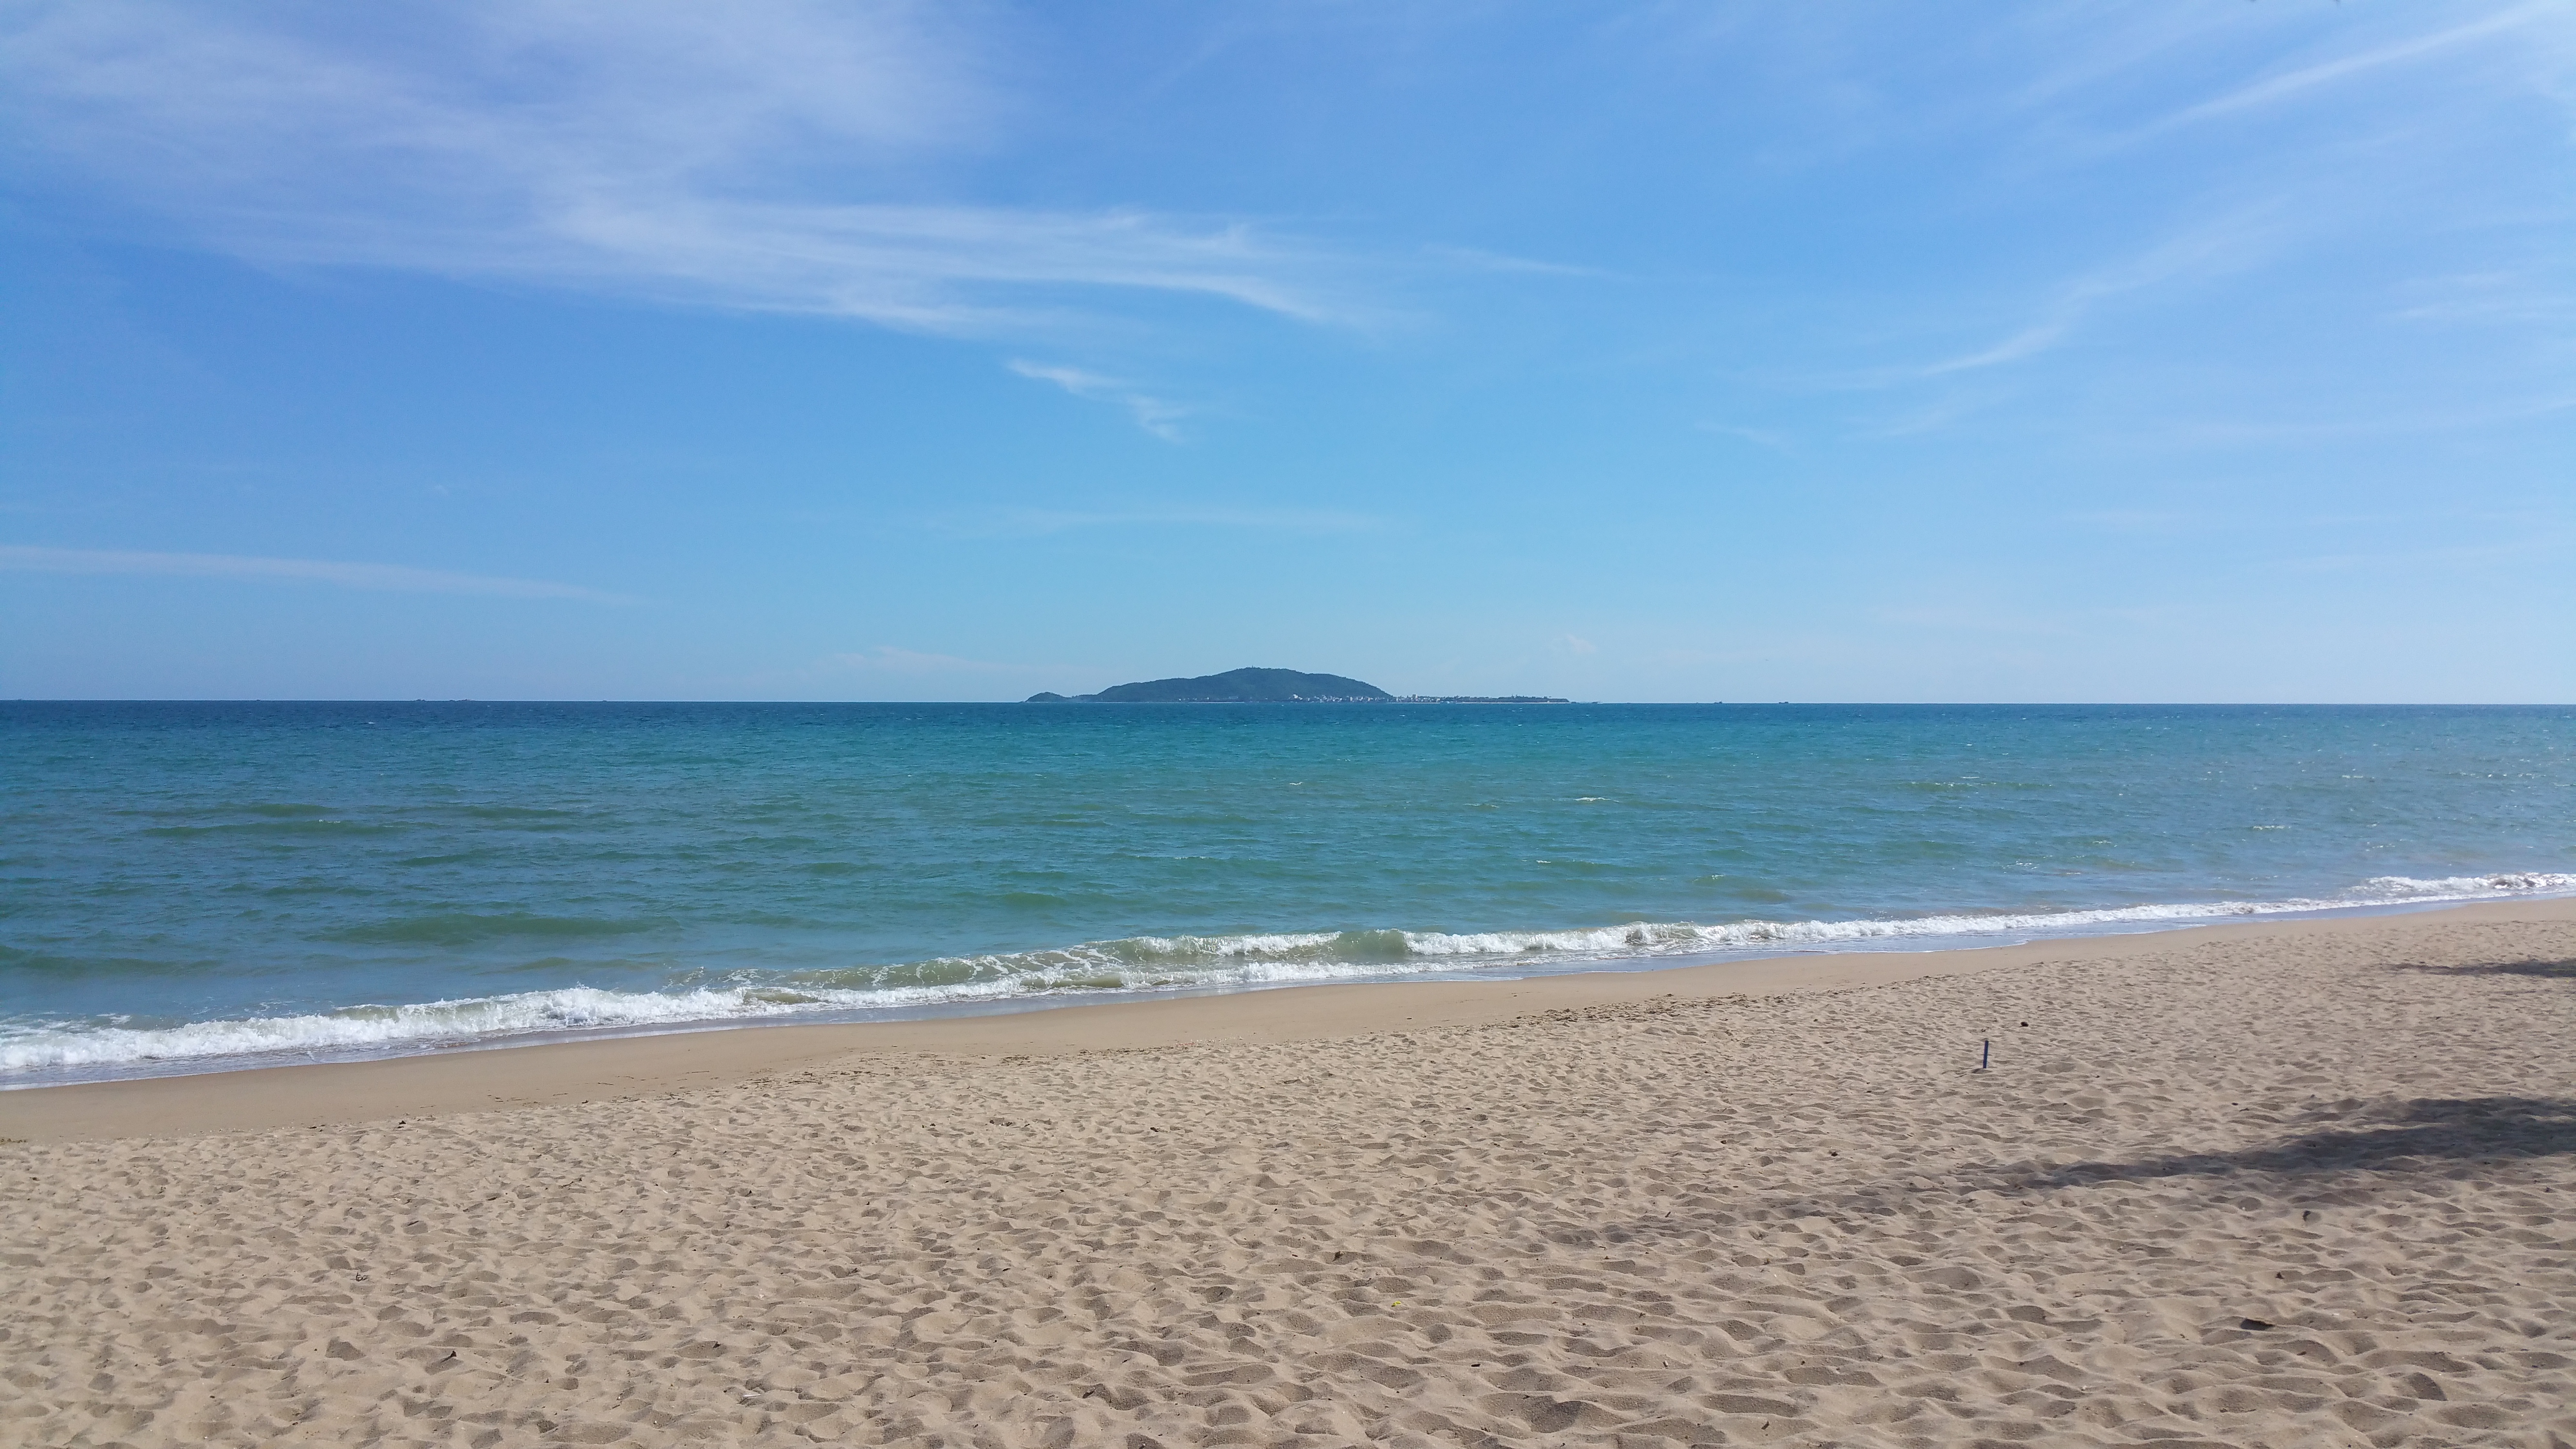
[
  {"x1": 0, "y1": 546, "x2": 633, "y2": 602},
  {"x1": 1007, "y1": 359, "x2": 1190, "y2": 440},
  {"x1": 2391, "y1": 268, "x2": 2576, "y2": 328},
  {"x1": 1918, "y1": 209, "x2": 2278, "y2": 376},
  {"x1": 2151, "y1": 3, "x2": 2559, "y2": 133},
  {"x1": 1417, "y1": 243, "x2": 1603, "y2": 278},
  {"x1": 1695, "y1": 422, "x2": 1794, "y2": 453},
  {"x1": 1918, "y1": 322, "x2": 2068, "y2": 377},
  {"x1": 0, "y1": 1, "x2": 1369, "y2": 337}
]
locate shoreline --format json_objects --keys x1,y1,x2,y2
[
  {"x1": 6, "y1": 876, "x2": 2567, "y2": 1098},
  {"x1": 8, "y1": 892, "x2": 2570, "y2": 1144},
  {"x1": 7, "y1": 892, "x2": 2570, "y2": 1445}
]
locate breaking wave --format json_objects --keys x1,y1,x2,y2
[{"x1": 4, "y1": 871, "x2": 2568, "y2": 1080}]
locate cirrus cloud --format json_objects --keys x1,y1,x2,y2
[
  {"x1": 0, "y1": 0, "x2": 1370, "y2": 337},
  {"x1": 0, "y1": 545, "x2": 635, "y2": 603}
]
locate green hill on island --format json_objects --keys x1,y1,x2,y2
[{"x1": 1027, "y1": 667, "x2": 1393, "y2": 703}]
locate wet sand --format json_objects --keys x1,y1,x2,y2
[{"x1": 4, "y1": 898, "x2": 2572, "y2": 1447}]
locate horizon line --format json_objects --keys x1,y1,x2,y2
[{"x1": 3, "y1": 699, "x2": 2567, "y2": 709}]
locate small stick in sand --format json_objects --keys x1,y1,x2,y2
[{"x1": 1977, "y1": 1039, "x2": 1991, "y2": 1071}]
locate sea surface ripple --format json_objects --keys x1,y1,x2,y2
[{"x1": 2, "y1": 702, "x2": 2569, "y2": 1083}]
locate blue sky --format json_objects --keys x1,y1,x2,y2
[{"x1": 3, "y1": 1, "x2": 2569, "y2": 702}]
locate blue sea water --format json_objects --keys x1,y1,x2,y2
[{"x1": 2, "y1": 702, "x2": 2570, "y2": 1085}]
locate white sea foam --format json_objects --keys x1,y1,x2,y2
[{"x1": 4, "y1": 872, "x2": 2568, "y2": 1079}]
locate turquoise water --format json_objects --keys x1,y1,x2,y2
[{"x1": 3, "y1": 702, "x2": 2570, "y2": 1083}]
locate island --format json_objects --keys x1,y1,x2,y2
[{"x1": 1025, "y1": 668, "x2": 1567, "y2": 703}]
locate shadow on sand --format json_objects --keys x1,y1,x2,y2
[
  {"x1": 2022, "y1": 1096, "x2": 2576, "y2": 1190},
  {"x1": 2396, "y1": 955, "x2": 2576, "y2": 980},
  {"x1": 1552, "y1": 1097, "x2": 2576, "y2": 1246}
]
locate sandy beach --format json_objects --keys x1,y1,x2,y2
[{"x1": 4, "y1": 899, "x2": 2571, "y2": 1448}]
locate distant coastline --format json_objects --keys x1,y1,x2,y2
[{"x1": 1027, "y1": 665, "x2": 1566, "y2": 704}]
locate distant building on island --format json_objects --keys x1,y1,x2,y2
[{"x1": 1026, "y1": 667, "x2": 1565, "y2": 704}]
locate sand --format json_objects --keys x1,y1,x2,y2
[{"x1": 3, "y1": 901, "x2": 2571, "y2": 1448}]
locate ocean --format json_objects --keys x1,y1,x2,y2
[{"x1": 3, "y1": 701, "x2": 2569, "y2": 1085}]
